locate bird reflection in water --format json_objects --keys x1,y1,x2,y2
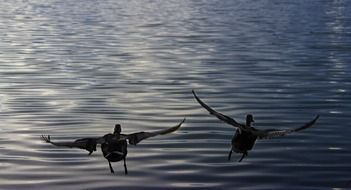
[
  {"x1": 42, "y1": 118, "x2": 185, "y2": 175},
  {"x1": 192, "y1": 90, "x2": 319, "y2": 162}
]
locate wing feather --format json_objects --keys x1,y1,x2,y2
[
  {"x1": 192, "y1": 90, "x2": 244, "y2": 129},
  {"x1": 254, "y1": 115, "x2": 320, "y2": 139},
  {"x1": 126, "y1": 118, "x2": 185, "y2": 145},
  {"x1": 41, "y1": 135, "x2": 99, "y2": 155}
]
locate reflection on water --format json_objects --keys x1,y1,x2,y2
[{"x1": 0, "y1": 0, "x2": 351, "y2": 189}]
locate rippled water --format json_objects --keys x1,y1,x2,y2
[{"x1": 0, "y1": 0, "x2": 351, "y2": 189}]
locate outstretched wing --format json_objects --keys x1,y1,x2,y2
[
  {"x1": 124, "y1": 118, "x2": 185, "y2": 145},
  {"x1": 253, "y1": 115, "x2": 320, "y2": 139},
  {"x1": 41, "y1": 135, "x2": 99, "y2": 155},
  {"x1": 192, "y1": 90, "x2": 244, "y2": 129}
]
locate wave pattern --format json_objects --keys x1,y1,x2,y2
[{"x1": 0, "y1": 0, "x2": 351, "y2": 189}]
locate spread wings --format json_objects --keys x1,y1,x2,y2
[
  {"x1": 122, "y1": 118, "x2": 186, "y2": 145},
  {"x1": 41, "y1": 118, "x2": 185, "y2": 152},
  {"x1": 192, "y1": 90, "x2": 319, "y2": 139},
  {"x1": 192, "y1": 90, "x2": 244, "y2": 129},
  {"x1": 253, "y1": 115, "x2": 320, "y2": 139},
  {"x1": 41, "y1": 135, "x2": 99, "y2": 155}
]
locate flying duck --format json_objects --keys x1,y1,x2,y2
[
  {"x1": 192, "y1": 90, "x2": 319, "y2": 162},
  {"x1": 42, "y1": 118, "x2": 185, "y2": 175}
]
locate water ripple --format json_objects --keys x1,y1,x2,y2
[{"x1": 1, "y1": 0, "x2": 351, "y2": 189}]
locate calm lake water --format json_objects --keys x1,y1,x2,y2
[{"x1": 0, "y1": 0, "x2": 351, "y2": 189}]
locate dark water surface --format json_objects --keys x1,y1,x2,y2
[{"x1": 1, "y1": 0, "x2": 351, "y2": 189}]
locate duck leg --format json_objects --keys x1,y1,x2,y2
[
  {"x1": 228, "y1": 150, "x2": 233, "y2": 161},
  {"x1": 238, "y1": 152, "x2": 248, "y2": 162},
  {"x1": 123, "y1": 157, "x2": 128, "y2": 175},
  {"x1": 108, "y1": 161, "x2": 115, "y2": 174}
]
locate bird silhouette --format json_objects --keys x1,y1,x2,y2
[
  {"x1": 42, "y1": 118, "x2": 185, "y2": 174},
  {"x1": 192, "y1": 90, "x2": 319, "y2": 162}
]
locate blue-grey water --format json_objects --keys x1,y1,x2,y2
[{"x1": 0, "y1": 0, "x2": 351, "y2": 189}]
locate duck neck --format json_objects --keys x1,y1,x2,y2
[
  {"x1": 113, "y1": 132, "x2": 121, "y2": 139},
  {"x1": 246, "y1": 121, "x2": 252, "y2": 127}
]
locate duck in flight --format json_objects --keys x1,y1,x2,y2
[
  {"x1": 192, "y1": 90, "x2": 319, "y2": 162},
  {"x1": 42, "y1": 118, "x2": 185, "y2": 175}
]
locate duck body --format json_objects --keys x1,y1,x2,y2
[
  {"x1": 232, "y1": 128, "x2": 257, "y2": 154},
  {"x1": 100, "y1": 133, "x2": 128, "y2": 174},
  {"x1": 228, "y1": 115, "x2": 257, "y2": 162},
  {"x1": 101, "y1": 134, "x2": 128, "y2": 162}
]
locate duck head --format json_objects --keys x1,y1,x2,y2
[
  {"x1": 114, "y1": 124, "x2": 122, "y2": 135},
  {"x1": 246, "y1": 114, "x2": 254, "y2": 126}
]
